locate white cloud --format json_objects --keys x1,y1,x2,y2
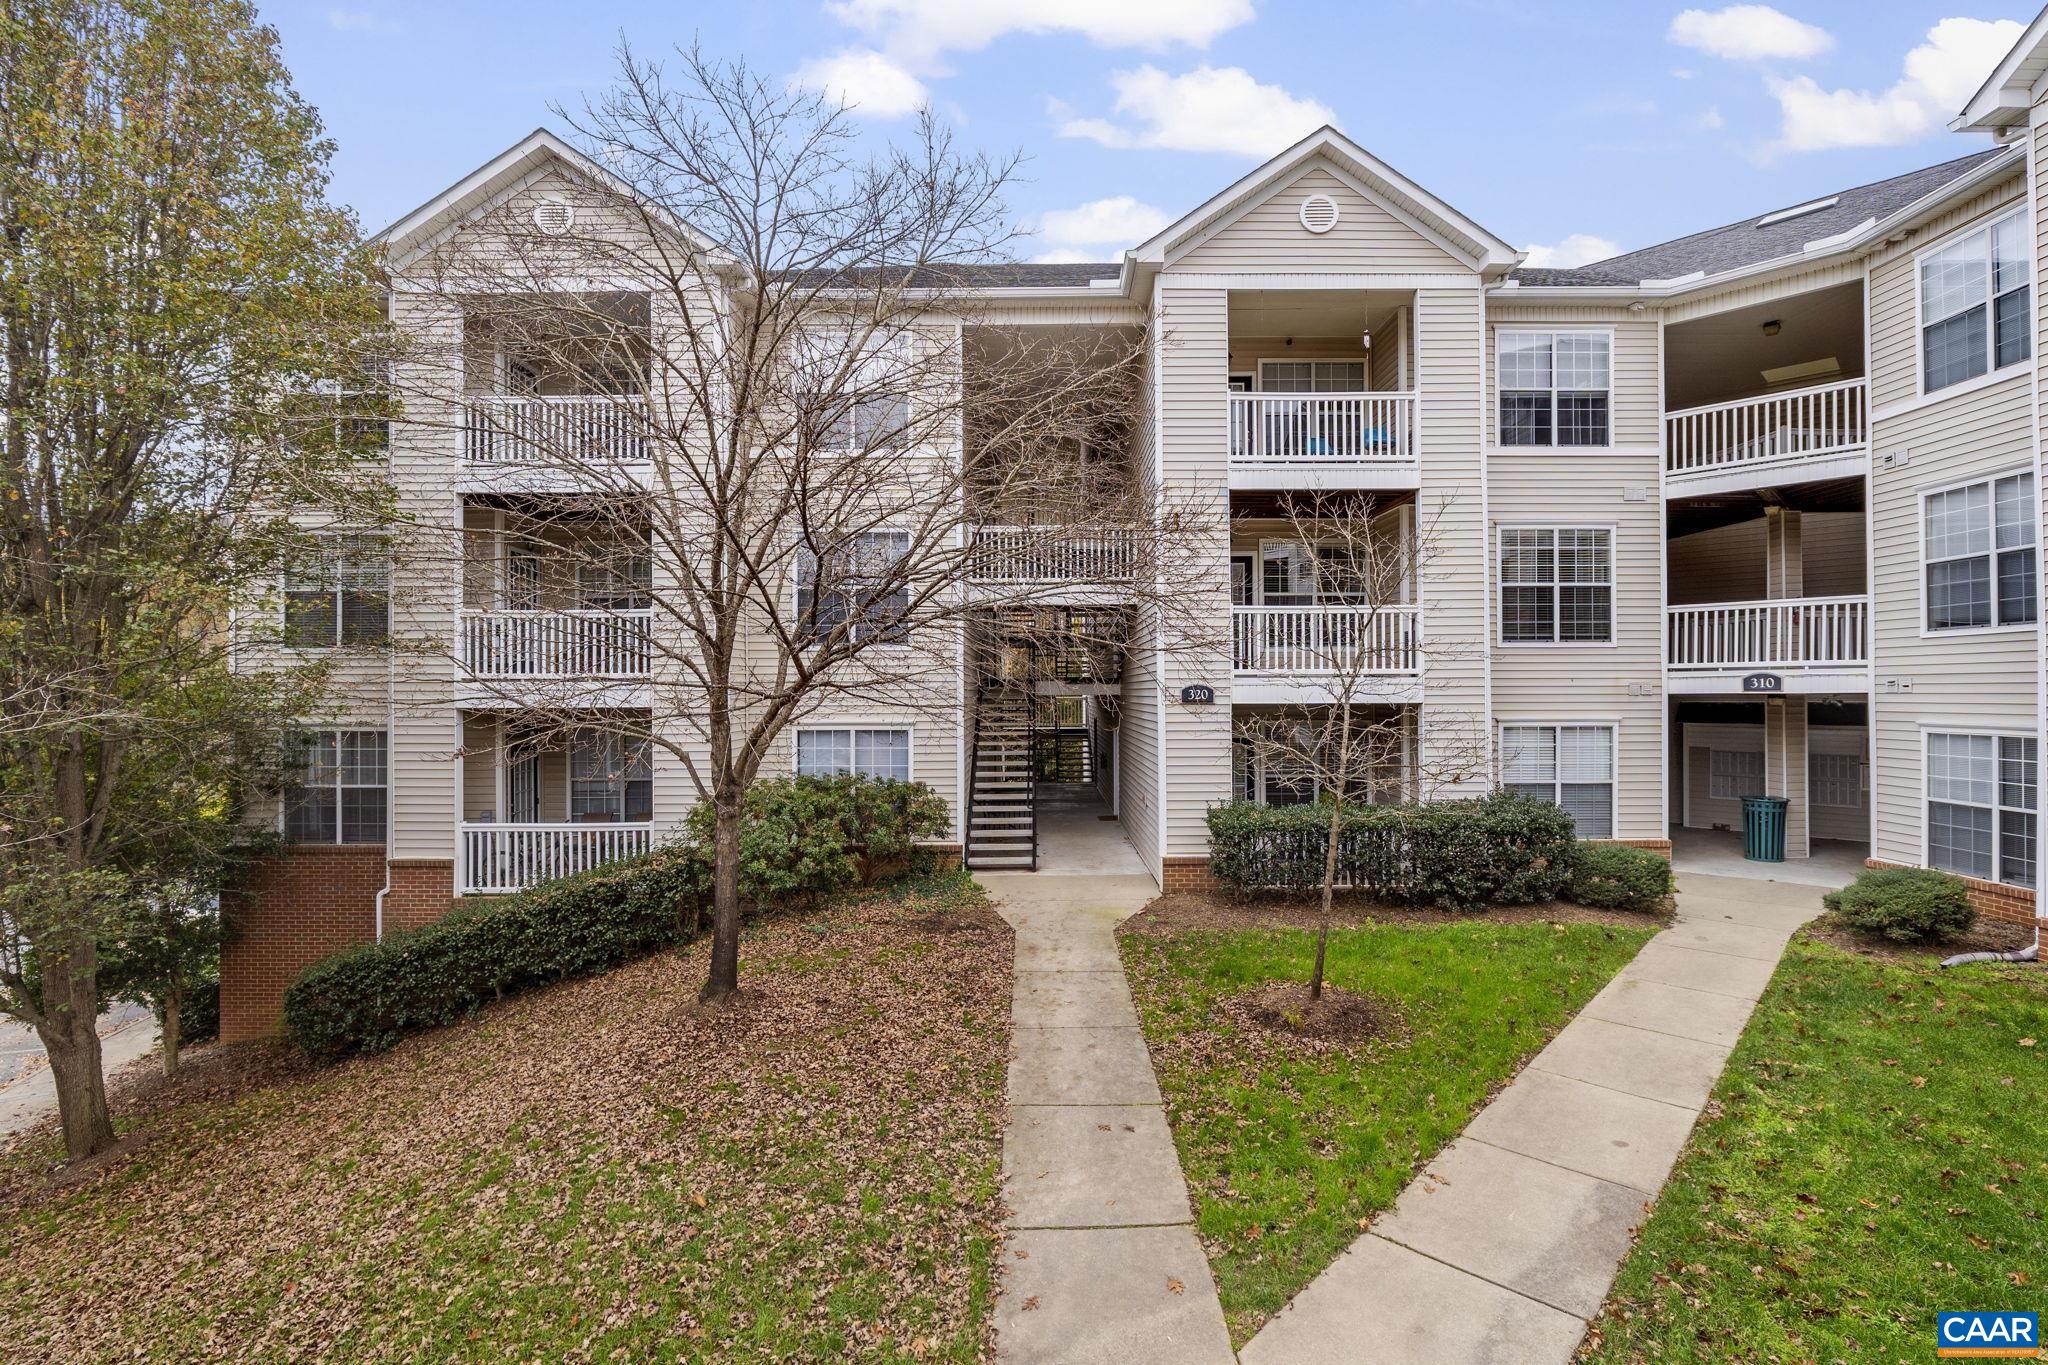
[
  {"x1": 824, "y1": 0, "x2": 1253, "y2": 63},
  {"x1": 1694, "y1": 105, "x2": 1727, "y2": 130},
  {"x1": 1028, "y1": 195, "x2": 1171, "y2": 260},
  {"x1": 1768, "y1": 17, "x2": 2023, "y2": 152},
  {"x1": 1055, "y1": 66, "x2": 1334, "y2": 158},
  {"x1": 1522, "y1": 234, "x2": 1623, "y2": 269},
  {"x1": 1669, "y1": 6, "x2": 1833, "y2": 61},
  {"x1": 326, "y1": 7, "x2": 402, "y2": 34},
  {"x1": 791, "y1": 48, "x2": 929, "y2": 118}
]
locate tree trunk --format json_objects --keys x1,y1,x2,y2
[
  {"x1": 40, "y1": 958, "x2": 115, "y2": 1158},
  {"x1": 698, "y1": 797, "x2": 744, "y2": 1004},
  {"x1": 160, "y1": 992, "x2": 181, "y2": 1079},
  {"x1": 1312, "y1": 796, "x2": 1342, "y2": 1002}
]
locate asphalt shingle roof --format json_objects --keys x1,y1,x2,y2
[{"x1": 1507, "y1": 148, "x2": 2014, "y2": 288}]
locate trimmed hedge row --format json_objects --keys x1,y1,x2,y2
[
  {"x1": 1824, "y1": 866, "x2": 1975, "y2": 943},
  {"x1": 282, "y1": 775, "x2": 947, "y2": 1059},
  {"x1": 1205, "y1": 791, "x2": 1580, "y2": 911},
  {"x1": 1565, "y1": 843, "x2": 1674, "y2": 912}
]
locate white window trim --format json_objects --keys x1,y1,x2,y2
[
  {"x1": 1254, "y1": 357, "x2": 1371, "y2": 393},
  {"x1": 1498, "y1": 720, "x2": 1621, "y2": 839},
  {"x1": 791, "y1": 529, "x2": 915, "y2": 650},
  {"x1": 1912, "y1": 206, "x2": 2032, "y2": 400},
  {"x1": 279, "y1": 726, "x2": 389, "y2": 845},
  {"x1": 1492, "y1": 326, "x2": 1615, "y2": 450},
  {"x1": 281, "y1": 530, "x2": 390, "y2": 652},
  {"x1": 1495, "y1": 523, "x2": 1618, "y2": 648},
  {"x1": 1916, "y1": 467, "x2": 2038, "y2": 640},
  {"x1": 794, "y1": 723, "x2": 917, "y2": 783},
  {"x1": 1232, "y1": 724, "x2": 1413, "y2": 806},
  {"x1": 1919, "y1": 726, "x2": 2038, "y2": 888}
]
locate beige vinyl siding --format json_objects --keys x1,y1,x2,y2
[
  {"x1": 1868, "y1": 173, "x2": 2026, "y2": 410},
  {"x1": 1484, "y1": 306, "x2": 1660, "y2": 449},
  {"x1": 1118, "y1": 317, "x2": 1164, "y2": 876},
  {"x1": 1371, "y1": 306, "x2": 1410, "y2": 391},
  {"x1": 1485, "y1": 301, "x2": 1663, "y2": 837},
  {"x1": 1666, "y1": 512, "x2": 1867, "y2": 603},
  {"x1": 1154, "y1": 283, "x2": 1234, "y2": 858},
  {"x1": 1867, "y1": 202, "x2": 2039, "y2": 868},
  {"x1": 1413, "y1": 286, "x2": 1492, "y2": 795},
  {"x1": 1172, "y1": 168, "x2": 1466, "y2": 275}
]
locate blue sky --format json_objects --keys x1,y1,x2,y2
[{"x1": 268, "y1": 0, "x2": 2032, "y2": 268}]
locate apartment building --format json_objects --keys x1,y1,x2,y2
[{"x1": 221, "y1": 37, "x2": 2048, "y2": 1037}]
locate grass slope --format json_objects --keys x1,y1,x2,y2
[
  {"x1": 0, "y1": 872, "x2": 1010, "y2": 1362},
  {"x1": 1585, "y1": 939, "x2": 2048, "y2": 1363},
  {"x1": 1120, "y1": 915, "x2": 1654, "y2": 1344}
]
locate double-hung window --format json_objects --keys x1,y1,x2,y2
[
  {"x1": 283, "y1": 729, "x2": 388, "y2": 844},
  {"x1": 1924, "y1": 473, "x2": 2036, "y2": 630},
  {"x1": 1927, "y1": 732, "x2": 2037, "y2": 886},
  {"x1": 576, "y1": 545, "x2": 652, "y2": 610},
  {"x1": 796, "y1": 531, "x2": 911, "y2": 644},
  {"x1": 818, "y1": 392, "x2": 910, "y2": 451},
  {"x1": 796, "y1": 727, "x2": 911, "y2": 782},
  {"x1": 1259, "y1": 361, "x2": 1365, "y2": 392},
  {"x1": 1920, "y1": 211, "x2": 2031, "y2": 393},
  {"x1": 284, "y1": 534, "x2": 389, "y2": 647},
  {"x1": 1500, "y1": 527, "x2": 1612, "y2": 643},
  {"x1": 1498, "y1": 330, "x2": 1610, "y2": 447},
  {"x1": 569, "y1": 731, "x2": 652, "y2": 822},
  {"x1": 1502, "y1": 724, "x2": 1614, "y2": 838}
]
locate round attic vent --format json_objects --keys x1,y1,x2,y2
[
  {"x1": 1299, "y1": 194, "x2": 1339, "y2": 235},
  {"x1": 532, "y1": 199, "x2": 575, "y2": 236}
]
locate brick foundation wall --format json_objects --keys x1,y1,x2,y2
[
  {"x1": 1161, "y1": 856, "x2": 1217, "y2": 893},
  {"x1": 384, "y1": 859, "x2": 458, "y2": 933},
  {"x1": 1867, "y1": 858, "x2": 2039, "y2": 928},
  {"x1": 220, "y1": 845, "x2": 383, "y2": 1043},
  {"x1": 1599, "y1": 839, "x2": 1673, "y2": 859}
]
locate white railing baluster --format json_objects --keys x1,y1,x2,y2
[
  {"x1": 1664, "y1": 596, "x2": 1869, "y2": 671},
  {"x1": 458, "y1": 609, "x2": 653, "y2": 678},
  {"x1": 1664, "y1": 378, "x2": 1867, "y2": 478},
  {"x1": 463, "y1": 395, "x2": 650, "y2": 465},
  {"x1": 1225, "y1": 393, "x2": 1418, "y2": 469},
  {"x1": 1230, "y1": 604, "x2": 1422, "y2": 676},
  {"x1": 967, "y1": 527, "x2": 1137, "y2": 583},
  {"x1": 460, "y1": 822, "x2": 655, "y2": 894}
]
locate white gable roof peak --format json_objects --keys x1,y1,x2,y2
[
  {"x1": 1127, "y1": 125, "x2": 1522, "y2": 275},
  {"x1": 373, "y1": 127, "x2": 738, "y2": 274}
]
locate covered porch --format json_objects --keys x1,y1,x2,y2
[{"x1": 457, "y1": 709, "x2": 656, "y2": 893}]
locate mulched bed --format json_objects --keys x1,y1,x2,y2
[
  {"x1": 1800, "y1": 911, "x2": 2041, "y2": 968},
  {"x1": 1121, "y1": 889, "x2": 1665, "y2": 937},
  {"x1": 1219, "y1": 980, "x2": 1402, "y2": 1056},
  {"x1": 0, "y1": 879, "x2": 1013, "y2": 1362}
]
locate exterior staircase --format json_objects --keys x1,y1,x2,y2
[{"x1": 966, "y1": 685, "x2": 1036, "y2": 871}]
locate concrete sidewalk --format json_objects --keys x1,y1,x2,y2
[
  {"x1": 1239, "y1": 873, "x2": 1826, "y2": 1365},
  {"x1": 985, "y1": 872, "x2": 1234, "y2": 1365}
]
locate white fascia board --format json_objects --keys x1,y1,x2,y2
[{"x1": 1954, "y1": 10, "x2": 2048, "y2": 131}]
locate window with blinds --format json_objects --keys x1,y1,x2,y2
[{"x1": 1502, "y1": 724, "x2": 1614, "y2": 838}]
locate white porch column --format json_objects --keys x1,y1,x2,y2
[{"x1": 1763, "y1": 696, "x2": 1811, "y2": 860}]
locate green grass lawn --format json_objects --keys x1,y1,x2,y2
[
  {"x1": 1585, "y1": 938, "x2": 2048, "y2": 1364},
  {"x1": 0, "y1": 873, "x2": 1010, "y2": 1362},
  {"x1": 1120, "y1": 914, "x2": 1655, "y2": 1344}
]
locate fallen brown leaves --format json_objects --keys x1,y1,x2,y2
[{"x1": 0, "y1": 880, "x2": 1013, "y2": 1362}]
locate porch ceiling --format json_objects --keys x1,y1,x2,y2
[
  {"x1": 1665, "y1": 281, "x2": 1864, "y2": 412},
  {"x1": 1230, "y1": 488, "x2": 1416, "y2": 521},
  {"x1": 1666, "y1": 474, "x2": 1863, "y2": 537},
  {"x1": 1226, "y1": 289, "x2": 1408, "y2": 342}
]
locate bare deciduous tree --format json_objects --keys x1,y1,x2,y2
[
  {"x1": 390, "y1": 45, "x2": 1215, "y2": 1004},
  {"x1": 1233, "y1": 493, "x2": 1484, "y2": 1000}
]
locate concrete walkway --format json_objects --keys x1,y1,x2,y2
[
  {"x1": 1240, "y1": 872, "x2": 1827, "y2": 1365},
  {"x1": 985, "y1": 870, "x2": 1235, "y2": 1365},
  {"x1": 0, "y1": 1005, "x2": 159, "y2": 1144}
]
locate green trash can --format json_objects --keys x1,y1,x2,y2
[{"x1": 1741, "y1": 794, "x2": 1788, "y2": 862}]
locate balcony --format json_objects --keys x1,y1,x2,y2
[
  {"x1": 1226, "y1": 393, "x2": 1419, "y2": 491},
  {"x1": 462, "y1": 396, "x2": 650, "y2": 469},
  {"x1": 460, "y1": 822, "x2": 654, "y2": 894},
  {"x1": 1231, "y1": 604, "x2": 1422, "y2": 704},
  {"x1": 1665, "y1": 379, "x2": 1867, "y2": 497},
  {"x1": 1666, "y1": 595, "x2": 1869, "y2": 695},
  {"x1": 968, "y1": 526, "x2": 1135, "y2": 604},
  {"x1": 460, "y1": 609, "x2": 651, "y2": 677}
]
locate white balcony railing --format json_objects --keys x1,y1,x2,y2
[
  {"x1": 459, "y1": 609, "x2": 652, "y2": 678},
  {"x1": 970, "y1": 527, "x2": 1136, "y2": 583},
  {"x1": 1233, "y1": 604, "x2": 1422, "y2": 675},
  {"x1": 463, "y1": 395, "x2": 649, "y2": 465},
  {"x1": 1666, "y1": 596, "x2": 1869, "y2": 671},
  {"x1": 461, "y1": 822, "x2": 654, "y2": 894},
  {"x1": 1227, "y1": 392, "x2": 1416, "y2": 468},
  {"x1": 1665, "y1": 378, "x2": 1867, "y2": 477}
]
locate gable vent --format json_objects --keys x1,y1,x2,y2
[
  {"x1": 532, "y1": 199, "x2": 576, "y2": 236},
  {"x1": 1299, "y1": 194, "x2": 1340, "y2": 235}
]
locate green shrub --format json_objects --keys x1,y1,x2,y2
[
  {"x1": 283, "y1": 847, "x2": 702, "y2": 1059},
  {"x1": 1205, "y1": 790, "x2": 1578, "y2": 911},
  {"x1": 172, "y1": 974, "x2": 220, "y2": 1046},
  {"x1": 282, "y1": 776, "x2": 949, "y2": 1060},
  {"x1": 1566, "y1": 843, "x2": 1674, "y2": 912},
  {"x1": 680, "y1": 775, "x2": 950, "y2": 906},
  {"x1": 1823, "y1": 867, "x2": 1975, "y2": 943}
]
